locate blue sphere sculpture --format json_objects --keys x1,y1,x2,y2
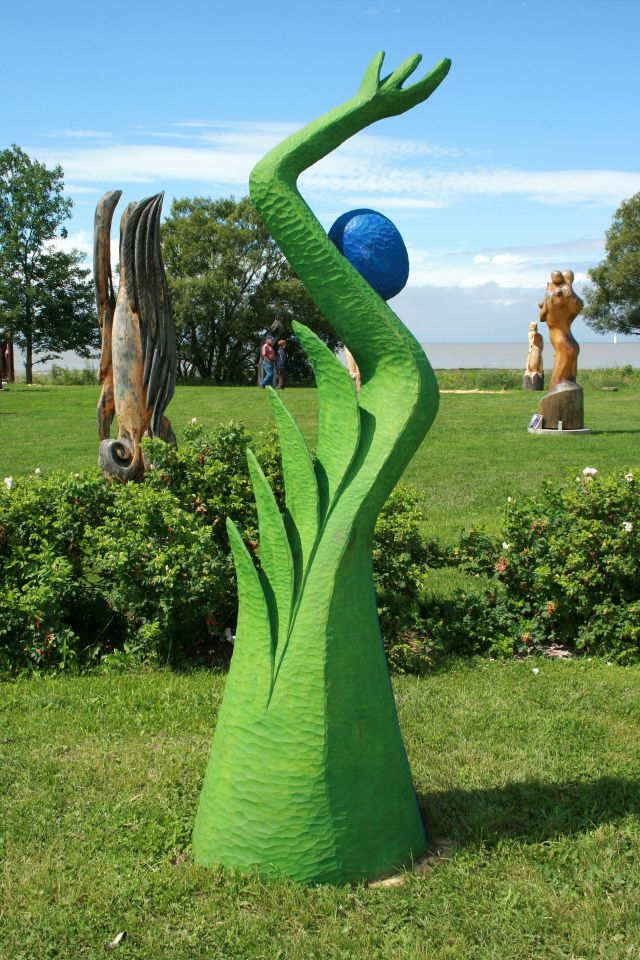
[{"x1": 328, "y1": 208, "x2": 409, "y2": 301}]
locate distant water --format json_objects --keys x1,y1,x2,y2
[
  {"x1": 422, "y1": 342, "x2": 640, "y2": 370},
  {"x1": 11, "y1": 341, "x2": 640, "y2": 375}
]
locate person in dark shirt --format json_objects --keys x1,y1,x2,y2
[{"x1": 275, "y1": 339, "x2": 288, "y2": 389}]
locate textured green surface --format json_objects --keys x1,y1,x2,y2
[{"x1": 193, "y1": 52, "x2": 451, "y2": 884}]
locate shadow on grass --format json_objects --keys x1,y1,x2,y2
[{"x1": 419, "y1": 776, "x2": 640, "y2": 847}]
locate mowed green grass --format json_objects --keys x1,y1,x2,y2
[
  {"x1": 1, "y1": 661, "x2": 639, "y2": 960},
  {"x1": 2, "y1": 385, "x2": 640, "y2": 958},
  {"x1": 1, "y1": 382, "x2": 639, "y2": 541}
]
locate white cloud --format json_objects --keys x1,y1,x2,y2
[
  {"x1": 35, "y1": 121, "x2": 639, "y2": 211},
  {"x1": 342, "y1": 196, "x2": 448, "y2": 209},
  {"x1": 45, "y1": 129, "x2": 114, "y2": 139},
  {"x1": 38, "y1": 139, "x2": 640, "y2": 209},
  {"x1": 406, "y1": 237, "x2": 604, "y2": 290},
  {"x1": 393, "y1": 282, "x2": 617, "y2": 344},
  {"x1": 65, "y1": 184, "x2": 102, "y2": 194},
  {"x1": 428, "y1": 168, "x2": 640, "y2": 206},
  {"x1": 35, "y1": 145, "x2": 257, "y2": 186},
  {"x1": 46, "y1": 230, "x2": 93, "y2": 259},
  {"x1": 31, "y1": 121, "x2": 637, "y2": 300}
]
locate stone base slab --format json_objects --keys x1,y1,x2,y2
[{"x1": 528, "y1": 426, "x2": 591, "y2": 436}]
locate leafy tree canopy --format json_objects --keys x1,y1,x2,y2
[
  {"x1": 583, "y1": 192, "x2": 640, "y2": 337},
  {"x1": 161, "y1": 195, "x2": 338, "y2": 384},
  {"x1": 0, "y1": 145, "x2": 97, "y2": 383}
]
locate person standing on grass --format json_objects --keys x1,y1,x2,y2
[
  {"x1": 260, "y1": 337, "x2": 275, "y2": 388},
  {"x1": 275, "y1": 339, "x2": 288, "y2": 389}
]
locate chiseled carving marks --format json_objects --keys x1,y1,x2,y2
[
  {"x1": 193, "y1": 51, "x2": 450, "y2": 885},
  {"x1": 94, "y1": 191, "x2": 177, "y2": 481},
  {"x1": 539, "y1": 270, "x2": 583, "y2": 389},
  {"x1": 537, "y1": 269, "x2": 586, "y2": 429}
]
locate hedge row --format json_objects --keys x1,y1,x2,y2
[{"x1": 2, "y1": 422, "x2": 638, "y2": 674}]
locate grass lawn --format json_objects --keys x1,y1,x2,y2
[
  {"x1": 2, "y1": 381, "x2": 639, "y2": 957},
  {"x1": 1, "y1": 661, "x2": 639, "y2": 959},
  {"x1": 1, "y1": 381, "x2": 639, "y2": 541}
]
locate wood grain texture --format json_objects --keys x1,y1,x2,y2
[
  {"x1": 94, "y1": 190, "x2": 121, "y2": 440},
  {"x1": 95, "y1": 192, "x2": 177, "y2": 480}
]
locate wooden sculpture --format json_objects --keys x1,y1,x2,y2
[
  {"x1": 94, "y1": 191, "x2": 177, "y2": 481},
  {"x1": 344, "y1": 345, "x2": 361, "y2": 391},
  {"x1": 193, "y1": 50, "x2": 451, "y2": 885},
  {"x1": 540, "y1": 269, "x2": 582, "y2": 388},
  {"x1": 536, "y1": 269, "x2": 586, "y2": 430},
  {"x1": 523, "y1": 321, "x2": 544, "y2": 390},
  {"x1": 0, "y1": 332, "x2": 15, "y2": 387}
]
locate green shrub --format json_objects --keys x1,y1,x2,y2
[
  {"x1": 50, "y1": 365, "x2": 98, "y2": 386},
  {"x1": 8, "y1": 424, "x2": 633, "y2": 676},
  {"x1": 0, "y1": 422, "x2": 431, "y2": 674},
  {"x1": 373, "y1": 485, "x2": 431, "y2": 638},
  {"x1": 391, "y1": 467, "x2": 640, "y2": 673},
  {"x1": 84, "y1": 483, "x2": 235, "y2": 663},
  {"x1": 495, "y1": 469, "x2": 639, "y2": 659},
  {"x1": 0, "y1": 471, "x2": 114, "y2": 672},
  {"x1": 143, "y1": 421, "x2": 267, "y2": 547},
  {"x1": 447, "y1": 526, "x2": 501, "y2": 576},
  {"x1": 386, "y1": 589, "x2": 520, "y2": 673},
  {"x1": 577, "y1": 600, "x2": 640, "y2": 663}
]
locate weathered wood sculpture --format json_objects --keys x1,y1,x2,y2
[
  {"x1": 537, "y1": 270, "x2": 585, "y2": 430},
  {"x1": 95, "y1": 190, "x2": 121, "y2": 439},
  {"x1": 523, "y1": 321, "x2": 544, "y2": 390},
  {"x1": 0, "y1": 332, "x2": 15, "y2": 387},
  {"x1": 94, "y1": 191, "x2": 177, "y2": 480},
  {"x1": 193, "y1": 50, "x2": 450, "y2": 885}
]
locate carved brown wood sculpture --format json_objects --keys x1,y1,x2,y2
[
  {"x1": 536, "y1": 269, "x2": 586, "y2": 430},
  {"x1": 523, "y1": 321, "x2": 544, "y2": 390},
  {"x1": 95, "y1": 190, "x2": 121, "y2": 439},
  {"x1": 94, "y1": 191, "x2": 177, "y2": 480},
  {"x1": 540, "y1": 270, "x2": 582, "y2": 388},
  {"x1": 0, "y1": 332, "x2": 15, "y2": 386}
]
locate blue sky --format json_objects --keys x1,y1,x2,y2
[{"x1": 3, "y1": 0, "x2": 640, "y2": 344}]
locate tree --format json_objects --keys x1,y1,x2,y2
[
  {"x1": 583, "y1": 192, "x2": 640, "y2": 337},
  {"x1": 0, "y1": 145, "x2": 97, "y2": 383},
  {"x1": 161, "y1": 195, "x2": 338, "y2": 383}
]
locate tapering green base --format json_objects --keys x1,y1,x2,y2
[{"x1": 193, "y1": 535, "x2": 426, "y2": 884}]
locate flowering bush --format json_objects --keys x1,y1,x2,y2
[
  {"x1": 0, "y1": 421, "x2": 430, "y2": 674},
  {"x1": 388, "y1": 467, "x2": 640, "y2": 673},
  {"x1": 493, "y1": 469, "x2": 640, "y2": 661},
  {"x1": 4, "y1": 439, "x2": 637, "y2": 675}
]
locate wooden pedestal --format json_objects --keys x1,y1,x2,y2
[{"x1": 537, "y1": 380, "x2": 584, "y2": 430}]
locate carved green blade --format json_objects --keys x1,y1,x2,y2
[
  {"x1": 267, "y1": 386, "x2": 319, "y2": 588},
  {"x1": 292, "y1": 321, "x2": 360, "y2": 520},
  {"x1": 246, "y1": 448, "x2": 294, "y2": 648},
  {"x1": 225, "y1": 517, "x2": 274, "y2": 698}
]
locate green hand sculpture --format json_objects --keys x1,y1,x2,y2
[{"x1": 193, "y1": 51, "x2": 451, "y2": 885}]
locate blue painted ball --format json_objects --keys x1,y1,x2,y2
[{"x1": 328, "y1": 208, "x2": 409, "y2": 301}]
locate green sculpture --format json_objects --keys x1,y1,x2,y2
[{"x1": 193, "y1": 51, "x2": 450, "y2": 885}]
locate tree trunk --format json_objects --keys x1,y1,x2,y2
[{"x1": 25, "y1": 330, "x2": 33, "y2": 385}]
